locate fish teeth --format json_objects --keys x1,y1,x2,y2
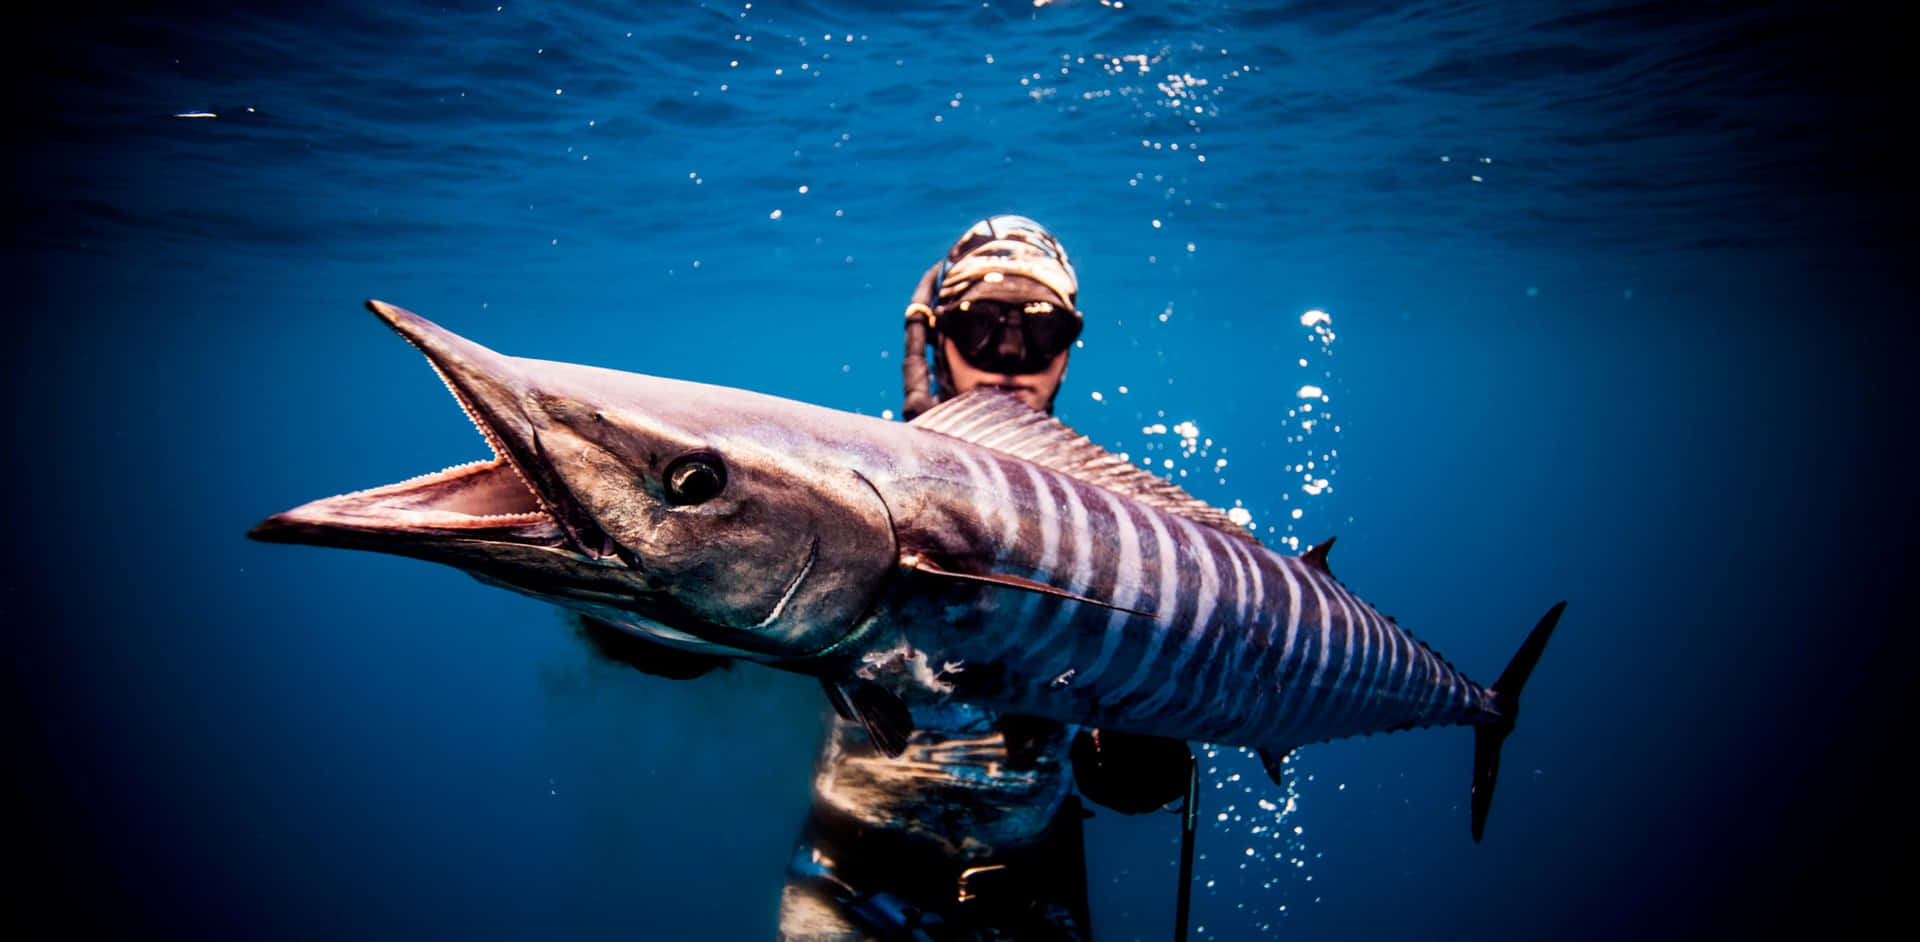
[
  {"x1": 463, "y1": 510, "x2": 552, "y2": 524},
  {"x1": 327, "y1": 458, "x2": 495, "y2": 501},
  {"x1": 415, "y1": 356, "x2": 550, "y2": 515}
]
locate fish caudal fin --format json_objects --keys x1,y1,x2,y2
[{"x1": 1470, "y1": 600, "x2": 1567, "y2": 842}]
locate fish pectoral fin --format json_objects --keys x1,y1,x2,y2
[
  {"x1": 1257, "y1": 746, "x2": 1297, "y2": 788},
  {"x1": 900, "y1": 552, "x2": 1158, "y2": 618},
  {"x1": 822, "y1": 679, "x2": 914, "y2": 758},
  {"x1": 821, "y1": 678, "x2": 856, "y2": 721}
]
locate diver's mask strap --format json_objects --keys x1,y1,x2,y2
[{"x1": 902, "y1": 260, "x2": 943, "y2": 421}]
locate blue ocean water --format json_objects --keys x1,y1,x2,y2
[{"x1": 13, "y1": 1, "x2": 1910, "y2": 938}]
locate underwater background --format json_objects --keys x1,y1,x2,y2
[{"x1": 12, "y1": 1, "x2": 1911, "y2": 939}]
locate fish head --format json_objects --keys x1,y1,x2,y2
[{"x1": 251, "y1": 301, "x2": 901, "y2": 661}]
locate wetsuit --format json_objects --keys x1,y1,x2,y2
[{"x1": 778, "y1": 703, "x2": 1091, "y2": 941}]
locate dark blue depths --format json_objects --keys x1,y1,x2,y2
[{"x1": 11, "y1": 1, "x2": 1909, "y2": 939}]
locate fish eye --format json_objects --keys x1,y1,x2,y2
[{"x1": 663, "y1": 452, "x2": 726, "y2": 506}]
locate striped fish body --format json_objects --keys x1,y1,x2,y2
[
  {"x1": 254, "y1": 302, "x2": 1563, "y2": 839},
  {"x1": 855, "y1": 398, "x2": 1497, "y2": 756}
]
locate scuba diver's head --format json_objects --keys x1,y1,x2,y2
[{"x1": 902, "y1": 216, "x2": 1082, "y2": 418}]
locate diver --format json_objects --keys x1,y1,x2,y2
[
  {"x1": 777, "y1": 216, "x2": 1193, "y2": 942},
  {"x1": 571, "y1": 216, "x2": 1195, "y2": 940}
]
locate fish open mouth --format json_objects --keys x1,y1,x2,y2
[
  {"x1": 248, "y1": 301, "x2": 620, "y2": 564},
  {"x1": 247, "y1": 454, "x2": 558, "y2": 545}
]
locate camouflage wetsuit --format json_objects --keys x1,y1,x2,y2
[{"x1": 778, "y1": 703, "x2": 1090, "y2": 941}]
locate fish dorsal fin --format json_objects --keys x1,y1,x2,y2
[
  {"x1": 910, "y1": 390, "x2": 1260, "y2": 545},
  {"x1": 1301, "y1": 536, "x2": 1335, "y2": 575}
]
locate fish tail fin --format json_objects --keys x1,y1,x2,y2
[{"x1": 1470, "y1": 600, "x2": 1567, "y2": 842}]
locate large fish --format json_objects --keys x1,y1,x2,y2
[{"x1": 253, "y1": 301, "x2": 1564, "y2": 841}]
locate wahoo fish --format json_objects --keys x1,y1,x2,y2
[{"x1": 252, "y1": 301, "x2": 1565, "y2": 841}]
